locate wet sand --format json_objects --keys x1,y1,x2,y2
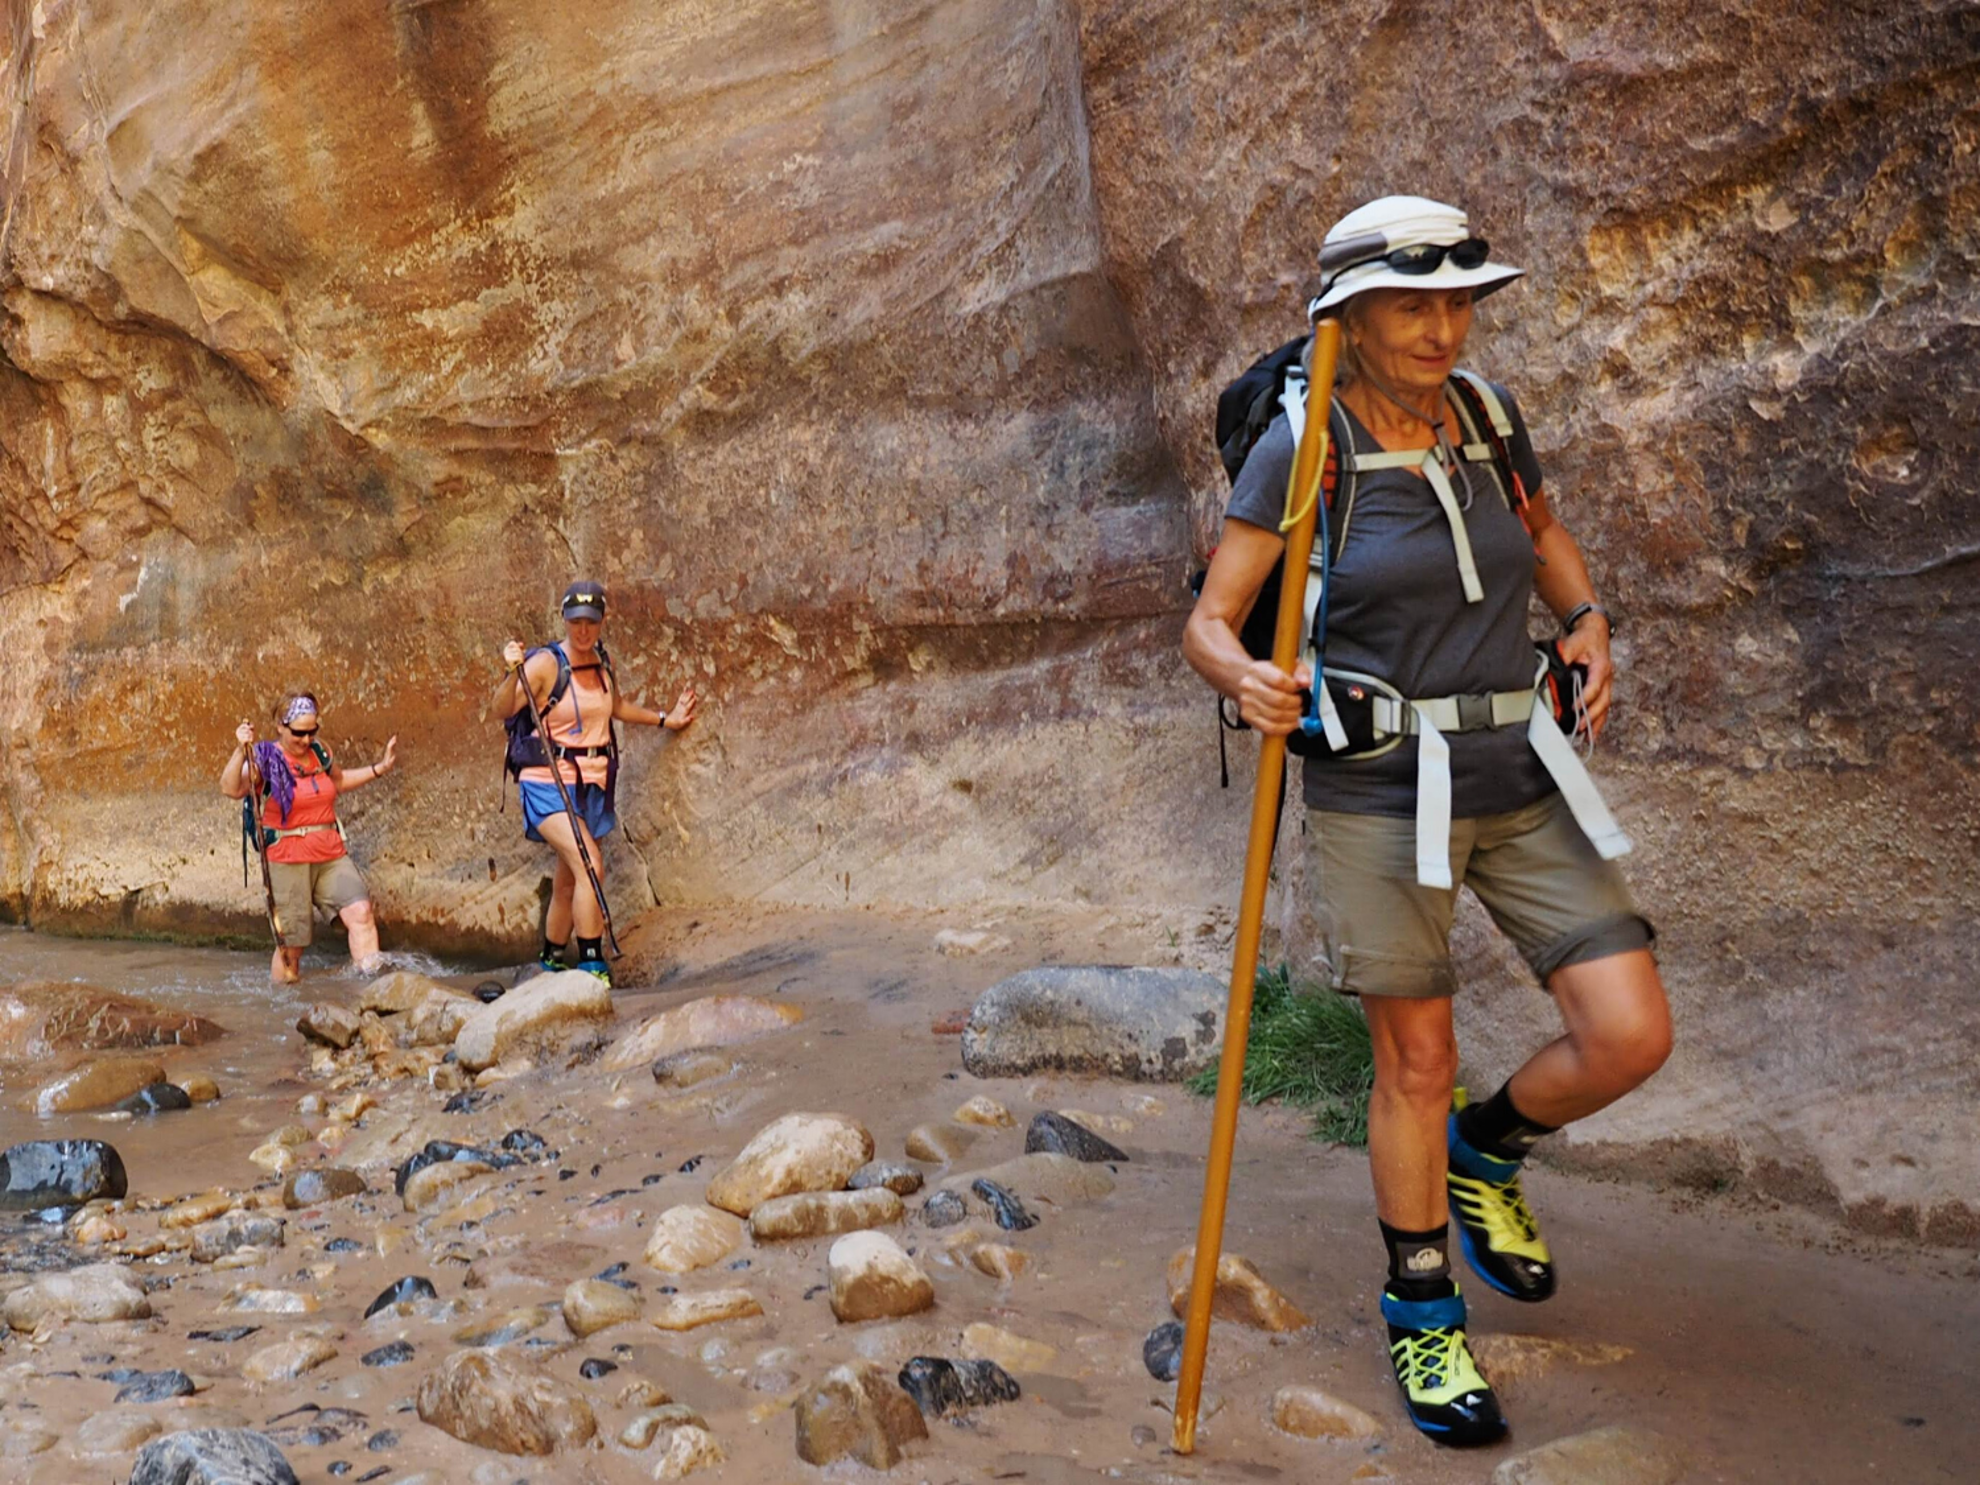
[{"x1": 1, "y1": 914, "x2": 1974, "y2": 1484}]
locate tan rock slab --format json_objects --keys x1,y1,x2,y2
[
  {"x1": 418, "y1": 1348, "x2": 598, "y2": 1456},
  {"x1": 563, "y1": 1279, "x2": 643, "y2": 1337},
  {"x1": 282, "y1": 1166, "x2": 367, "y2": 1208},
  {"x1": 1471, "y1": 1333, "x2": 1632, "y2": 1391},
  {"x1": 1058, "y1": 1107, "x2": 1135, "y2": 1137},
  {"x1": 162, "y1": 1192, "x2": 236, "y2": 1229},
  {"x1": 603, "y1": 994, "x2": 805, "y2": 1072},
  {"x1": 297, "y1": 1002, "x2": 361, "y2": 1049},
  {"x1": 795, "y1": 1359, "x2": 929, "y2": 1468},
  {"x1": 652, "y1": 1422, "x2": 726, "y2": 1478},
  {"x1": 961, "y1": 1321, "x2": 1057, "y2": 1373},
  {"x1": 1270, "y1": 1384, "x2": 1383, "y2": 1440},
  {"x1": 618, "y1": 1379, "x2": 674, "y2": 1409},
  {"x1": 180, "y1": 1073, "x2": 222, "y2": 1103},
  {"x1": 32, "y1": 1058, "x2": 165, "y2": 1115},
  {"x1": 403, "y1": 1160, "x2": 496, "y2": 1214},
  {"x1": 190, "y1": 1211, "x2": 285, "y2": 1262},
  {"x1": 3, "y1": 1264, "x2": 152, "y2": 1329},
  {"x1": 1491, "y1": 1425, "x2": 1687, "y2": 1485},
  {"x1": 243, "y1": 1335, "x2": 339, "y2": 1384},
  {"x1": 651, "y1": 1049, "x2": 740, "y2": 1090},
  {"x1": 828, "y1": 1231, "x2": 934, "y2": 1323},
  {"x1": 454, "y1": 970, "x2": 613, "y2": 1073},
  {"x1": 359, "y1": 969, "x2": 465, "y2": 1015},
  {"x1": 1166, "y1": 1247, "x2": 1310, "y2": 1331},
  {"x1": 969, "y1": 1242, "x2": 1031, "y2": 1281},
  {"x1": 904, "y1": 1123, "x2": 977, "y2": 1164},
  {"x1": 407, "y1": 992, "x2": 476, "y2": 1048},
  {"x1": 848, "y1": 1160, "x2": 924, "y2": 1195},
  {"x1": 703, "y1": 1112, "x2": 874, "y2": 1217},
  {"x1": 75, "y1": 1407, "x2": 164, "y2": 1454},
  {"x1": 618, "y1": 1403, "x2": 708, "y2": 1447},
  {"x1": 650, "y1": 1289, "x2": 764, "y2": 1332},
  {"x1": 0, "y1": 982, "x2": 225, "y2": 1058},
  {"x1": 643, "y1": 1205, "x2": 746, "y2": 1274},
  {"x1": 749, "y1": 1188, "x2": 903, "y2": 1242},
  {"x1": 453, "y1": 1305, "x2": 555, "y2": 1347},
  {"x1": 226, "y1": 1286, "x2": 320, "y2": 1315},
  {"x1": 248, "y1": 1142, "x2": 297, "y2": 1176},
  {"x1": 953, "y1": 1094, "x2": 1015, "y2": 1127}
]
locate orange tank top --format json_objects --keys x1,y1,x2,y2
[
  {"x1": 519, "y1": 645, "x2": 614, "y2": 787},
  {"x1": 262, "y1": 749, "x2": 345, "y2": 865}
]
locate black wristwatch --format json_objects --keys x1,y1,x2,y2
[{"x1": 1563, "y1": 601, "x2": 1614, "y2": 636}]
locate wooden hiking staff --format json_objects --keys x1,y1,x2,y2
[{"x1": 1172, "y1": 317, "x2": 1342, "y2": 1455}]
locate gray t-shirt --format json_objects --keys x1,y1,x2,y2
[{"x1": 1222, "y1": 383, "x2": 1556, "y2": 819}]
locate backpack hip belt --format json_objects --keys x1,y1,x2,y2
[
  {"x1": 1323, "y1": 652, "x2": 1631, "y2": 890},
  {"x1": 264, "y1": 821, "x2": 347, "y2": 845}
]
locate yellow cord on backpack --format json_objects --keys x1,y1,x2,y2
[{"x1": 1279, "y1": 422, "x2": 1329, "y2": 532}]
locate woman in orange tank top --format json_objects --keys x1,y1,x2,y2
[
  {"x1": 494, "y1": 581, "x2": 699, "y2": 987},
  {"x1": 220, "y1": 692, "x2": 399, "y2": 985}
]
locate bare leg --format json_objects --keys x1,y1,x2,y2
[
  {"x1": 271, "y1": 946, "x2": 303, "y2": 985},
  {"x1": 1504, "y1": 949, "x2": 1672, "y2": 1127},
  {"x1": 1361, "y1": 995, "x2": 1461, "y2": 1230},
  {"x1": 341, "y1": 899, "x2": 382, "y2": 973},
  {"x1": 533, "y1": 811, "x2": 606, "y2": 940}
]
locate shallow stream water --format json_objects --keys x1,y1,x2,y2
[{"x1": 0, "y1": 914, "x2": 1973, "y2": 1484}]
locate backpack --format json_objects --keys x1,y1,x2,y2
[
  {"x1": 1199, "y1": 337, "x2": 1532, "y2": 777},
  {"x1": 240, "y1": 739, "x2": 333, "y2": 878},
  {"x1": 502, "y1": 643, "x2": 620, "y2": 805}
]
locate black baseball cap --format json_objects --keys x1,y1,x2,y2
[{"x1": 560, "y1": 581, "x2": 607, "y2": 620}]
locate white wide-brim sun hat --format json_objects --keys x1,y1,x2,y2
[{"x1": 1307, "y1": 195, "x2": 1523, "y2": 319}]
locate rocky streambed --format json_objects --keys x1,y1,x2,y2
[{"x1": 0, "y1": 911, "x2": 1973, "y2": 1484}]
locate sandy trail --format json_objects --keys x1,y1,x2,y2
[{"x1": 0, "y1": 912, "x2": 1973, "y2": 1484}]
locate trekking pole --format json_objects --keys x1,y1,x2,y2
[
  {"x1": 243, "y1": 748, "x2": 287, "y2": 949},
  {"x1": 514, "y1": 662, "x2": 622, "y2": 959},
  {"x1": 1172, "y1": 317, "x2": 1342, "y2": 1455}
]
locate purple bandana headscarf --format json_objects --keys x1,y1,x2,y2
[{"x1": 254, "y1": 695, "x2": 320, "y2": 823}]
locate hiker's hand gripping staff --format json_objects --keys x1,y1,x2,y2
[
  {"x1": 1172, "y1": 317, "x2": 1343, "y2": 1457},
  {"x1": 507, "y1": 646, "x2": 622, "y2": 960}
]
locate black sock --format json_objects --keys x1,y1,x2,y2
[
  {"x1": 1380, "y1": 1220, "x2": 1453, "y2": 1301},
  {"x1": 541, "y1": 938, "x2": 567, "y2": 963},
  {"x1": 576, "y1": 936, "x2": 604, "y2": 964},
  {"x1": 1458, "y1": 1082, "x2": 1559, "y2": 1163}
]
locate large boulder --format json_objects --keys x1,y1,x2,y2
[
  {"x1": 602, "y1": 995, "x2": 804, "y2": 1072},
  {"x1": 128, "y1": 1429, "x2": 299, "y2": 1485},
  {"x1": 748, "y1": 1188, "x2": 903, "y2": 1242},
  {"x1": 29, "y1": 1057, "x2": 167, "y2": 1115},
  {"x1": 703, "y1": 1113, "x2": 874, "y2": 1217},
  {"x1": 0, "y1": 984, "x2": 226, "y2": 1060},
  {"x1": 0, "y1": 1139, "x2": 129, "y2": 1210},
  {"x1": 642, "y1": 1204, "x2": 746, "y2": 1274},
  {"x1": 453, "y1": 971, "x2": 613, "y2": 1073},
  {"x1": 827, "y1": 1231, "x2": 934, "y2": 1323},
  {"x1": 961, "y1": 967, "x2": 1225, "y2": 1081},
  {"x1": 416, "y1": 1350, "x2": 598, "y2": 1455},
  {"x1": 794, "y1": 1360, "x2": 929, "y2": 1468},
  {"x1": 4, "y1": 1263, "x2": 152, "y2": 1329}
]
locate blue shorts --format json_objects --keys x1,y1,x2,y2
[{"x1": 519, "y1": 780, "x2": 616, "y2": 844}]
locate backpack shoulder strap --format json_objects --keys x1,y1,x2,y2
[
  {"x1": 533, "y1": 644, "x2": 574, "y2": 712},
  {"x1": 310, "y1": 740, "x2": 333, "y2": 773},
  {"x1": 1446, "y1": 370, "x2": 1518, "y2": 510}
]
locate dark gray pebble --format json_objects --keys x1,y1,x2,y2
[
  {"x1": 970, "y1": 1178, "x2": 1038, "y2": 1231},
  {"x1": 115, "y1": 1369, "x2": 196, "y2": 1403},
  {"x1": 921, "y1": 1190, "x2": 967, "y2": 1228},
  {"x1": 898, "y1": 1356, "x2": 1021, "y2": 1416},
  {"x1": 115, "y1": 1082, "x2": 193, "y2": 1116},
  {"x1": 190, "y1": 1326, "x2": 261, "y2": 1343},
  {"x1": 366, "y1": 1430, "x2": 398, "y2": 1451},
  {"x1": 363, "y1": 1277, "x2": 437, "y2": 1319},
  {"x1": 579, "y1": 1358, "x2": 618, "y2": 1379},
  {"x1": 1143, "y1": 1320, "x2": 1184, "y2": 1382},
  {"x1": 361, "y1": 1340, "x2": 416, "y2": 1368},
  {"x1": 1025, "y1": 1110, "x2": 1129, "y2": 1163}
]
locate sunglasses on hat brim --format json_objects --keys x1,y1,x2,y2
[{"x1": 1320, "y1": 234, "x2": 1491, "y2": 287}]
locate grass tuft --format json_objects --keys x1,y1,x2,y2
[{"x1": 1186, "y1": 963, "x2": 1375, "y2": 1147}]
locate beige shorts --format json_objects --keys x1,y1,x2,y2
[
  {"x1": 267, "y1": 856, "x2": 369, "y2": 949},
  {"x1": 1304, "y1": 791, "x2": 1653, "y2": 999}
]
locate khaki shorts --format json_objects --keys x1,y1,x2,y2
[
  {"x1": 1304, "y1": 792, "x2": 1653, "y2": 999},
  {"x1": 267, "y1": 856, "x2": 370, "y2": 948}
]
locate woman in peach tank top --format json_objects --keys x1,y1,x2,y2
[{"x1": 494, "y1": 581, "x2": 699, "y2": 987}]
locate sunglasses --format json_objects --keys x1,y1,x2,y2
[
  {"x1": 1321, "y1": 234, "x2": 1490, "y2": 285},
  {"x1": 286, "y1": 724, "x2": 319, "y2": 737}
]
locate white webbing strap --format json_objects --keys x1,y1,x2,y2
[
  {"x1": 1411, "y1": 703, "x2": 1455, "y2": 889},
  {"x1": 1281, "y1": 377, "x2": 1308, "y2": 444},
  {"x1": 1347, "y1": 446, "x2": 1485, "y2": 603},
  {"x1": 1527, "y1": 704, "x2": 1633, "y2": 860},
  {"x1": 1292, "y1": 436, "x2": 1350, "y2": 754}
]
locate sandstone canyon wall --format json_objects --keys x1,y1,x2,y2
[{"x1": 3, "y1": 0, "x2": 1976, "y2": 1235}]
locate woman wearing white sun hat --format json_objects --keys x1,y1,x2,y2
[{"x1": 1185, "y1": 195, "x2": 1672, "y2": 1446}]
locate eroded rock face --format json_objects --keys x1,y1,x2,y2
[
  {"x1": 453, "y1": 972, "x2": 612, "y2": 1073},
  {"x1": 416, "y1": 1350, "x2": 598, "y2": 1456},
  {"x1": 962, "y1": 967, "x2": 1225, "y2": 1081},
  {"x1": 0, "y1": 984, "x2": 226, "y2": 1059},
  {"x1": 603, "y1": 995, "x2": 804, "y2": 1072}
]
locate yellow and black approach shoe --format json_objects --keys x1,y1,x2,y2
[
  {"x1": 1447, "y1": 1111, "x2": 1556, "y2": 1302},
  {"x1": 574, "y1": 955, "x2": 613, "y2": 989},
  {"x1": 1381, "y1": 1286, "x2": 1507, "y2": 1445}
]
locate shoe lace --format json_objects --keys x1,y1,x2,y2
[
  {"x1": 1392, "y1": 1326, "x2": 1463, "y2": 1392},
  {"x1": 1495, "y1": 1176, "x2": 1540, "y2": 1243}
]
